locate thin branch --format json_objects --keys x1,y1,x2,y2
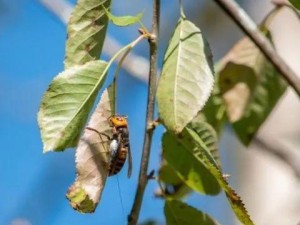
[
  {"x1": 271, "y1": 0, "x2": 300, "y2": 20},
  {"x1": 39, "y1": 0, "x2": 149, "y2": 83},
  {"x1": 127, "y1": 1, "x2": 160, "y2": 225},
  {"x1": 213, "y1": 0, "x2": 300, "y2": 97}
]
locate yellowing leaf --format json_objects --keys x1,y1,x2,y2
[
  {"x1": 165, "y1": 200, "x2": 220, "y2": 225},
  {"x1": 103, "y1": 6, "x2": 143, "y2": 27},
  {"x1": 157, "y1": 16, "x2": 214, "y2": 134},
  {"x1": 219, "y1": 35, "x2": 286, "y2": 145},
  {"x1": 38, "y1": 60, "x2": 109, "y2": 152},
  {"x1": 65, "y1": 0, "x2": 112, "y2": 68},
  {"x1": 66, "y1": 86, "x2": 114, "y2": 213}
]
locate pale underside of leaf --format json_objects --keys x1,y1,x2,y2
[
  {"x1": 66, "y1": 86, "x2": 114, "y2": 213},
  {"x1": 38, "y1": 60, "x2": 108, "y2": 152},
  {"x1": 183, "y1": 127, "x2": 255, "y2": 225},
  {"x1": 157, "y1": 17, "x2": 214, "y2": 133},
  {"x1": 164, "y1": 200, "x2": 220, "y2": 225},
  {"x1": 219, "y1": 36, "x2": 286, "y2": 145},
  {"x1": 65, "y1": 0, "x2": 112, "y2": 68}
]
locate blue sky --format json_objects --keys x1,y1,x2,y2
[{"x1": 0, "y1": 1, "x2": 236, "y2": 224}]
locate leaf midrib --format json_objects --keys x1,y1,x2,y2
[
  {"x1": 173, "y1": 18, "x2": 185, "y2": 128},
  {"x1": 64, "y1": 64, "x2": 106, "y2": 127}
]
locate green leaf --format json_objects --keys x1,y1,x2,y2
[
  {"x1": 165, "y1": 200, "x2": 219, "y2": 225},
  {"x1": 38, "y1": 60, "x2": 108, "y2": 152},
  {"x1": 66, "y1": 86, "x2": 114, "y2": 213},
  {"x1": 219, "y1": 35, "x2": 286, "y2": 145},
  {"x1": 200, "y1": 72, "x2": 227, "y2": 135},
  {"x1": 158, "y1": 162, "x2": 192, "y2": 199},
  {"x1": 65, "y1": 0, "x2": 112, "y2": 68},
  {"x1": 162, "y1": 131, "x2": 221, "y2": 196},
  {"x1": 157, "y1": 16, "x2": 214, "y2": 134},
  {"x1": 289, "y1": 0, "x2": 300, "y2": 9},
  {"x1": 66, "y1": 183, "x2": 96, "y2": 213},
  {"x1": 188, "y1": 120, "x2": 221, "y2": 167},
  {"x1": 180, "y1": 127, "x2": 254, "y2": 225},
  {"x1": 103, "y1": 6, "x2": 143, "y2": 27},
  {"x1": 159, "y1": 162, "x2": 182, "y2": 185}
]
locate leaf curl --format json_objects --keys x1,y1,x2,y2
[
  {"x1": 66, "y1": 86, "x2": 114, "y2": 213},
  {"x1": 103, "y1": 6, "x2": 143, "y2": 27}
]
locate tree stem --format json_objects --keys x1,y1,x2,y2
[
  {"x1": 214, "y1": 0, "x2": 300, "y2": 97},
  {"x1": 127, "y1": 1, "x2": 160, "y2": 225}
]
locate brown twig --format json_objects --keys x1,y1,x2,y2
[
  {"x1": 127, "y1": 1, "x2": 160, "y2": 225},
  {"x1": 271, "y1": 0, "x2": 300, "y2": 20},
  {"x1": 213, "y1": 0, "x2": 300, "y2": 97}
]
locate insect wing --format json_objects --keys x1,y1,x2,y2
[{"x1": 127, "y1": 143, "x2": 133, "y2": 178}]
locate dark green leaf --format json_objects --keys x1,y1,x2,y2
[
  {"x1": 162, "y1": 131, "x2": 221, "y2": 195},
  {"x1": 165, "y1": 200, "x2": 219, "y2": 225},
  {"x1": 65, "y1": 0, "x2": 111, "y2": 68},
  {"x1": 158, "y1": 162, "x2": 192, "y2": 199},
  {"x1": 219, "y1": 35, "x2": 286, "y2": 145},
  {"x1": 188, "y1": 120, "x2": 221, "y2": 167},
  {"x1": 289, "y1": 0, "x2": 300, "y2": 9},
  {"x1": 181, "y1": 127, "x2": 255, "y2": 225}
]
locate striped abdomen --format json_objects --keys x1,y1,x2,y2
[
  {"x1": 108, "y1": 127, "x2": 130, "y2": 176},
  {"x1": 108, "y1": 146, "x2": 127, "y2": 176}
]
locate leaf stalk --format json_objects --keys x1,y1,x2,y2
[{"x1": 112, "y1": 34, "x2": 146, "y2": 113}]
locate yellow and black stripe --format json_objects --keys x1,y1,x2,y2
[{"x1": 108, "y1": 126, "x2": 130, "y2": 176}]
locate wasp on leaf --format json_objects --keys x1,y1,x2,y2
[{"x1": 86, "y1": 115, "x2": 132, "y2": 178}]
